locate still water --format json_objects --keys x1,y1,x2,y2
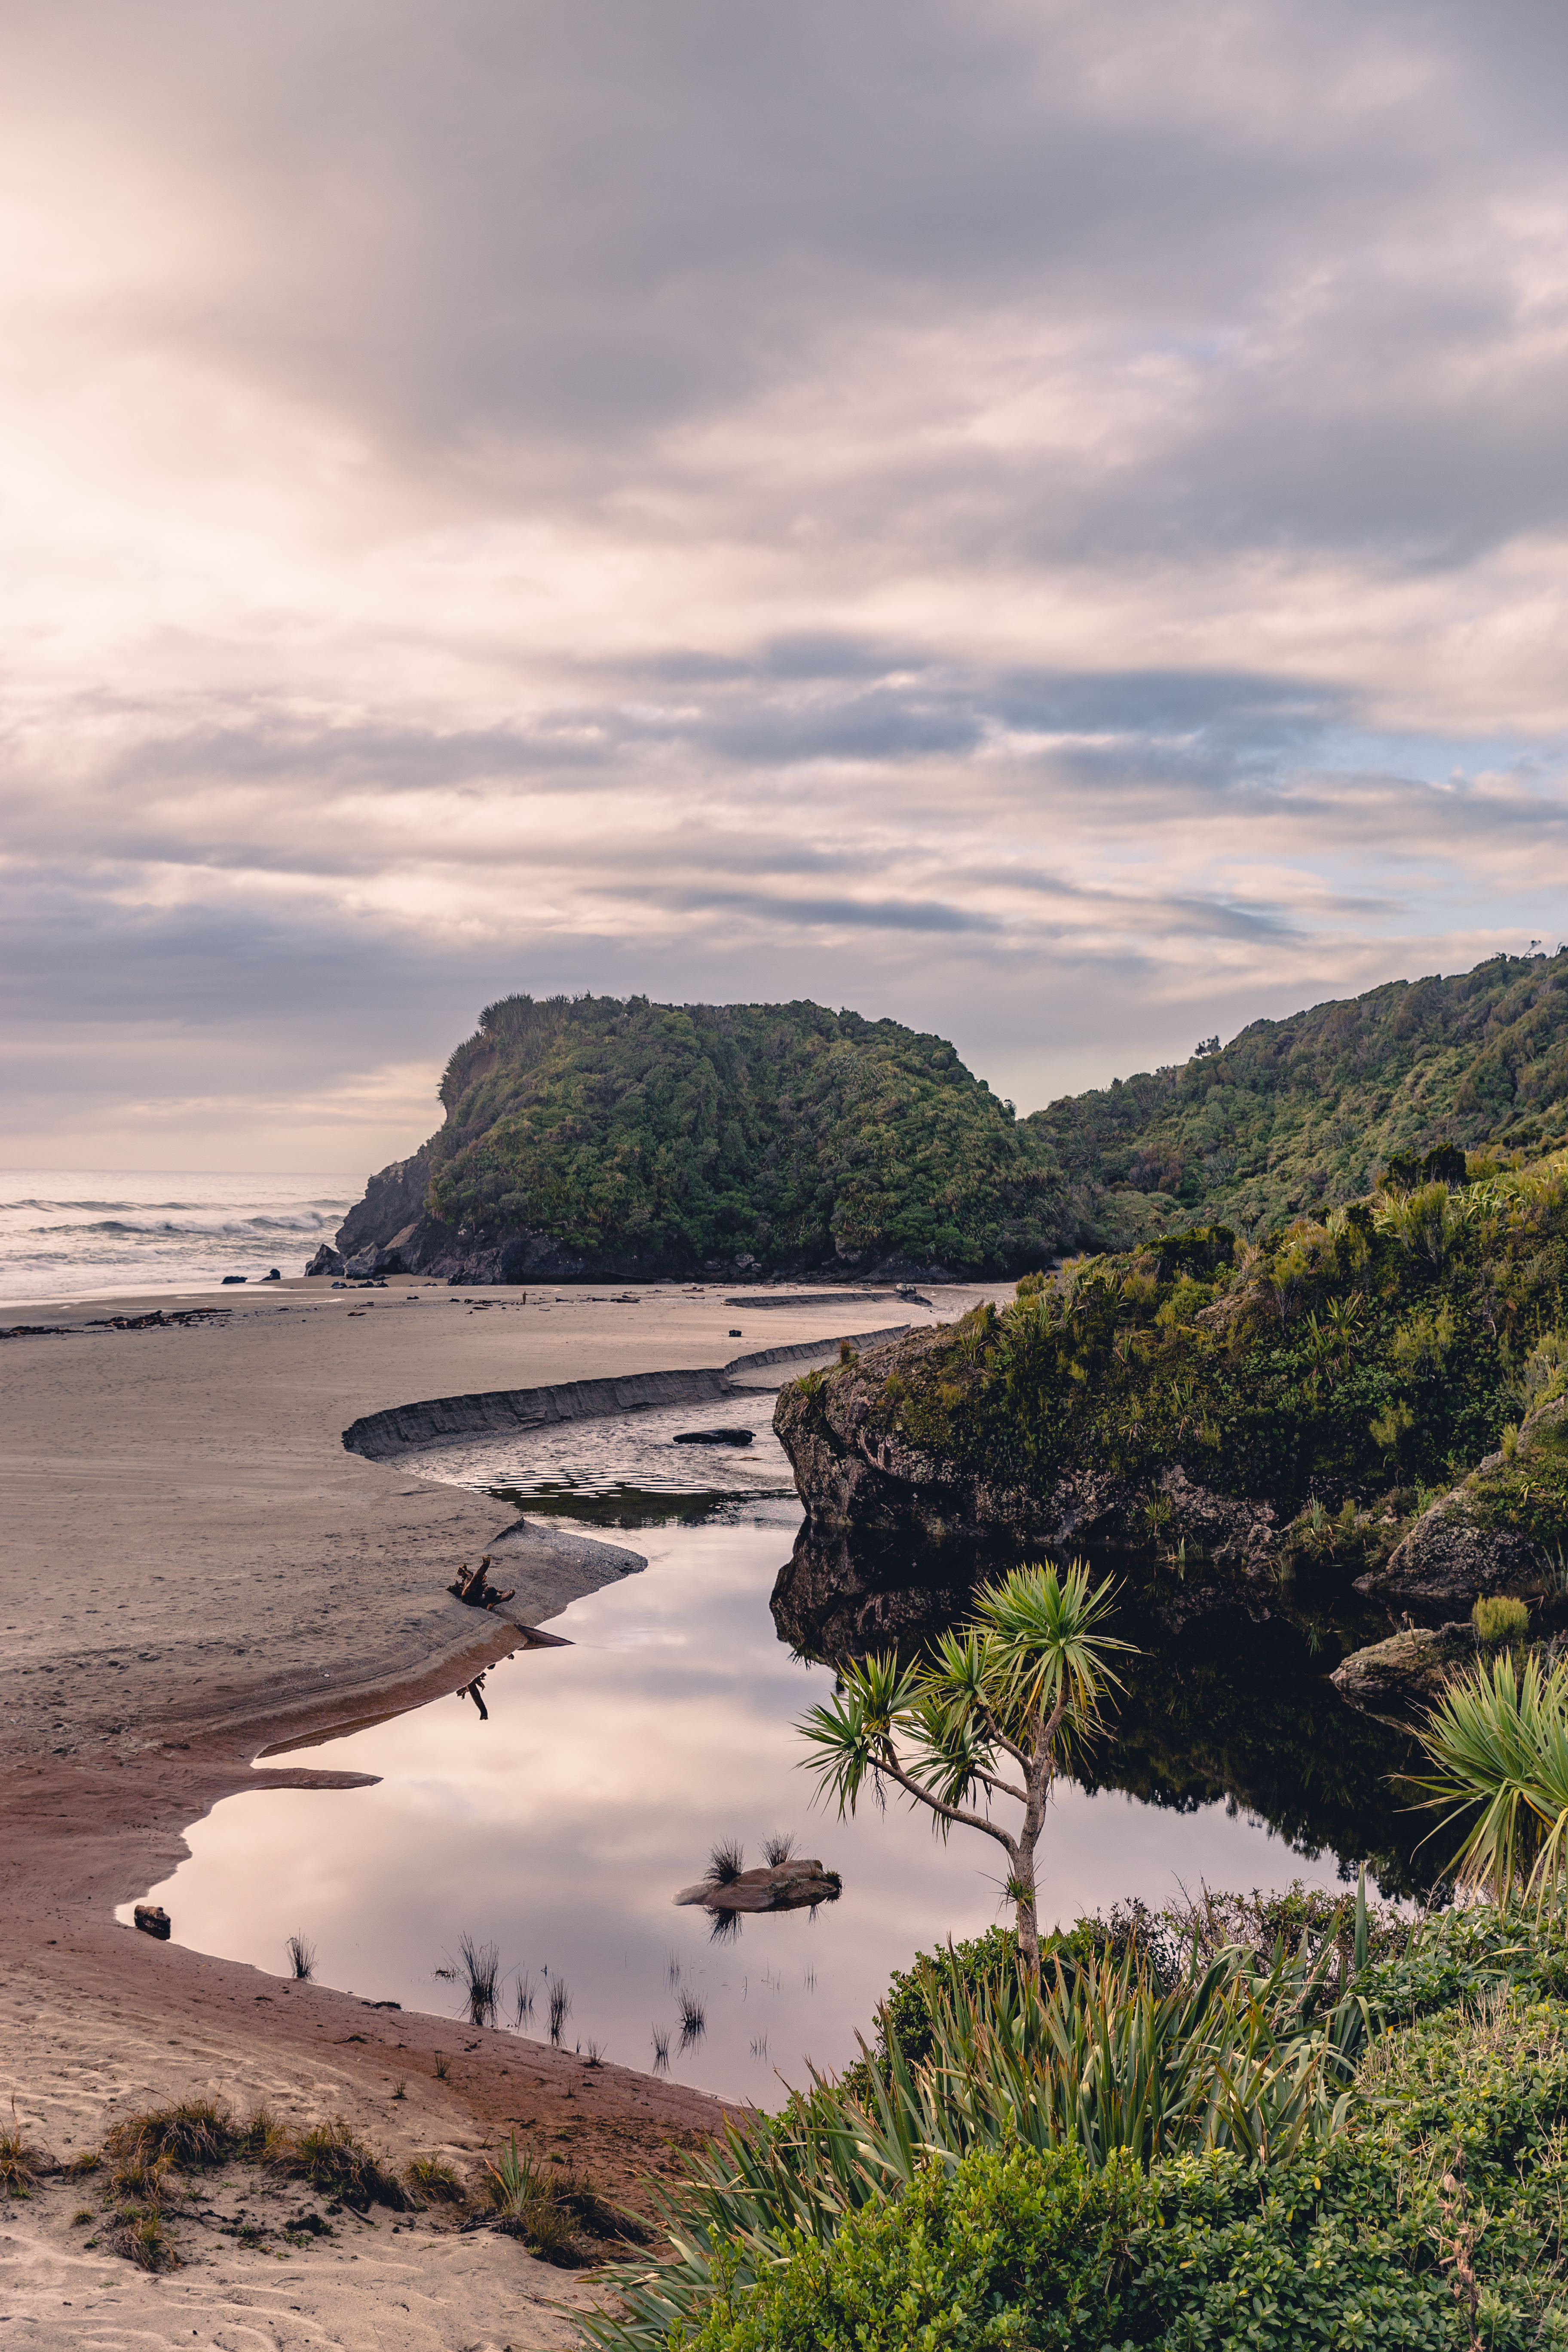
[{"x1": 128, "y1": 1393, "x2": 1382, "y2": 2106}]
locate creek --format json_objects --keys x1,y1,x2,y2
[{"x1": 126, "y1": 1385, "x2": 1425, "y2": 2105}]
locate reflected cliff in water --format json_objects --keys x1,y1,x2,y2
[{"x1": 771, "y1": 1524, "x2": 1436, "y2": 1901}]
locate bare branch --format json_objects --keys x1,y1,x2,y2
[{"x1": 874, "y1": 1743, "x2": 1020, "y2": 1853}]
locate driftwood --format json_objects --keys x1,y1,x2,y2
[
  {"x1": 674, "y1": 1859, "x2": 842, "y2": 1915},
  {"x1": 447, "y1": 1555, "x2": 517, "y2": 1610}
]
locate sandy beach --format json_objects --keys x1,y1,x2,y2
[{"x1": 0, "y1": 1272, "x2": 998, "y2": 2348}]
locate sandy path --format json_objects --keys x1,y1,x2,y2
[{"x1": 0, "y1": 1274, "x2": 997, "y2": 2348}]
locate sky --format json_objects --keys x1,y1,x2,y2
[{"x1": 6, "y1": 0, "x2": 1568, "y2": 1173}]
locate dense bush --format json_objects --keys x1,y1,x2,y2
[
  {"x1": 1031, "y1": 948, "x2": 1568, "y2": 1247},
  {"x1": 825, "y1": 1147, "x2": 1568, "y2": 1537},
  {"x1": 590, "y1": 1903, "x2": 1568, "y2": 2352},
  {"x1": 422, "y1": 992, "x2": 1063, "y2": 1272}
]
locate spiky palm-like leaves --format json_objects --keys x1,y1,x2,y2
[
  {"x1": 797, "y1": 1559, "x2": 1129, "y2": 1969},
  {"x1": 581, "y1": 1919, "x2": 1372, "y2": 2352},
  {"x1": 1413, "y1": 1648, "x2": 1568, "y2": 1907}
]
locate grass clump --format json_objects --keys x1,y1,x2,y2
[
  {"x1": 704, "y1": 1839, "x2": 744, "y2": 1887},
  {"x1": 289, "y1": 2116, "x2": 408, "y2": 2212},
  {"x1": 285, "y1": 1932, "x2": 315, "y2": 1980},
  {"x1": 106, "y1": 2097, "x2": 237, "y2": 2173},
  {"x1": 483, "y1": 2132, "x2": 576, "y2": 2262},
  {"x1": 405, "y1": 2153, "x2": 466, "y2": 2205},
  {"x1": 1474, "y1": 1591, "x2": 1531, "y2": 1646},
  {"x1": 0, "y1": 2126, "x2": 48, "y2": 2198},
  {"x1": 117, "y1": 2208, "x2": 176, "y2": 2271}
]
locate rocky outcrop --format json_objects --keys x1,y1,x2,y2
[
  {"x1": 772, "y1": 1329, "x2": 1277, "y2": 1578},
  {"x1": 336, "y1": 1151, "x2": 431, "y2": 1259},
  {"x1": 1330, "y1": 1621, "x2": 1479, "y2": 1716},
  {"x1": 674, "y1": 1859, "x2": 842, "y2": 1915},
  {"x1": 1356, "y1": 1392, "x2": 1568, "y2": 1611},
  {"x1": 305, "y1": 1243, "x2": 344, "y2": 1277}
]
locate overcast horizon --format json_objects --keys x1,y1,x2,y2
[{"x1": 7, "y1": 2, "x2": 1568, "y2": 1172}]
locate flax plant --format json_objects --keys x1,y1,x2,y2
[
  {"x1": 582, "y1": 1905, "x2": 1374, "y2": 2352},
  {"x1": 796, "y1": 1559, "x2": 1129, "y2": 1973},
  {"x1": 1413, "y1": 1649, "x2": 1568, "y2": 1909}
]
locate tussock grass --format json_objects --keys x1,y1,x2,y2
[
  {"x1": 106, "y1": 2097, "x2": 236, "y2": 2172},
  {"x1": 761, "y1": 1833, "x2": 796, "y2": 1867},
  {"x1": 0, "y1": 2126, "x2": 47, "y2": 2198},
  {"x1": 405, "y1": 2153, "x2": 466, "y2": 2204},
  {"x1": 285, "y1": 1932, "x2": 316, "y2": 1980},
  {"x1": 547, "y1": 1977, "x2": 572, "y2": 2046},
  {"x1": 118, "y1": 2208, "x2": 175, "y2": 2270},
  {"x1": 705, "y1": 1839, "x2": 744, "y2": 1887},
  {"x1": 290, "y1": 2116, "x2": 409, "y2": 2211},
  {"x1": 484, "y1": 2132, "x2": 576, "y2": 2261}
]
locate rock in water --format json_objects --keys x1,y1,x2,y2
[
  {"x1": 673, "y1": 1428, "x2": 755, "y2": 1447},
  {"x1": 674, "y1": 1859, "x2": 842, "y2": 1914}
]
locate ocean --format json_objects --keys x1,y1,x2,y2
[{"x1": 0, "y1": 1170, "x2": 361, "y2": 1306}]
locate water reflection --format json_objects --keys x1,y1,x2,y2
[
  {"x1": 127, "y1": 1514, "x2": 1359, "y2": 2105},
  {"x1": 772, "y1": 1521, "x2": 1434, "y2": 1899},
  {"x1": 126, "y1": 1392, "x2": 1436, "y2": 2105}
]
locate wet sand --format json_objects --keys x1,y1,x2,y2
[{"x1": 0, "y1": 1273, "x2": 996, "y2": 2347}]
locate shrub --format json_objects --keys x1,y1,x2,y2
[
  {"x1": 405, "y1": 2154, "x2": 466, "y2": 2204},
  {"x1": 289, "y1": 2117, "x2": 408, "y2": 2211},
  {"x1": 0, "y1": 2127, "x2": 46, "y2": 2198},
  {"x1": 586, "y1": 1926, "x2": 1373, "y2": 2350},
  {"x1": 592, "y1": 1908, "x2": 1568, "y2": 2352},
  {"x1": 1474, "y1": 1592, "x2": 1530, "y2": 1646}
]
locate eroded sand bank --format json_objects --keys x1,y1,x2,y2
[{"x1": 0, "y1": 1274, "x2": 999, "y2": 2349}]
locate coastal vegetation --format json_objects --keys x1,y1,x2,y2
[
  {"x1": 1033, "y1": 946, "x2": 1568, "y2": 1247},
  {"x1": 798, "y1": 1560, "x2": 1130, "y2": 1972},
  {"x1": 775, "y1": 1142, "x2": 1568, "y2": 1582},
  {"x1": 331, "y1": 950, "x2": 1568, "y2": 1276},
  {"x1": 420, "y1": 991, "x2": 1060, "y2": 1276},
  {"x1": 588, "y1": 1882, "x2": 1568, "y2": 2351}
]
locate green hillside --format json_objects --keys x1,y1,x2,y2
[
  {"x1": 417, "y1": 992, "x2": 1061, "y2": 1276},
  {"x1": 1038, "y1": 949, "x2": 1568, "y2": 1247},
  {"x1": 334, "y1": 953, "x2": 1568, "y2": 1280}
]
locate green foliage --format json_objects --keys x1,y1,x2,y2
[
  {"x1": 1475, "y1": 1593, "x2": 1531, "y2": 1646},
  {"x1": 1030, "y1": 948, "x2": 1568, "y2": 1248},
  {"x1": 585, "y1": 1925, "x2": 1375, "y2": 2352},
  {"x1": 797, "y1": 1561, "x2": 1130, "y2": 1962},
  {"x1": 593, "y1": 1905, "x2": 1568, "y2": 2352},
  {"x1": 421, "y1": 992, "x2": 1062, "y2": 1272},
  {"x1": 1415, "y1": 1650, "x2": 1568, "y2": 1908},
  {"x1": 840, "y1": 1145, "x2": 1568, "y2": 1529}
]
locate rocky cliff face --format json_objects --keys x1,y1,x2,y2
[
  {"x1": 1356, "y1": 1391, "x2": 1568, "y2": 1610},
  {"x1": 317, "y1": 1149, "x2": 587, "y2": 1283},
  {"x1": 772, "y1": 1327, "x2": 1278, "y2": 1591},
  {"x1": 336, "y1": 1150, "x2": 431, "y2": 1259}
]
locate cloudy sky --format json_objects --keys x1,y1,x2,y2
[{"x1": 7, "y1": 0, "x2": 1568, "y2": 1170}]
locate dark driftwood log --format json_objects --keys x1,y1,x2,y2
[
  {"x1": 448, "y1": 1555, "x2": 516, "y2": 1610},
  {"x1": 674, "y1": 1859, "x2": 842, "y2": 1914}
]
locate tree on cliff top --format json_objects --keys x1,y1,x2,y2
[{"x1": 797, "y1": 1559, "x2": 1131, "y2": 1973}]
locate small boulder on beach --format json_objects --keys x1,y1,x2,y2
[{"x1": 672, "y1": 1427, "x2": 754, "y2": 1447}]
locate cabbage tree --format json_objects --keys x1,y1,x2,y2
[{"x1": 797, "y1": 1559, "x2": 1130, "y2": 1974}]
